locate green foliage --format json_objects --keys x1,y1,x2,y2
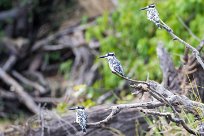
[
  {"x1": 79, "y1": 99, "x2": 96, "y2": 108},
  {"x1": 81, "y1": 16, "x2": 89, "y2": 24},
  {"x1": 56, "y1": 102, "x2": 68, "y2": 114},
  {"x1": 59, "y1": 60, "x2": 72, "y2": 79},
  {"x1": 44, "y1": 52, "x2": 61, "y2": 65},
  {"x1": 85, "y1": 0, "x2": 204, "y2": 92}
]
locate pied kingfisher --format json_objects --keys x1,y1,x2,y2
[
  {"x1": 69, "y1": 106, "x2": 87, "y2": 132},
  {"x1": 100, "y1": 52, "x2": 124, "y2": 76},
  {"x1": 140, "y1": 4, "x2": 161, "y2": 28}
]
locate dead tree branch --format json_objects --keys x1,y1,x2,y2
[
  {"x1": 156, "y1": 42, "x2": 179, "y2": 90},
  {"x1": 159, "y1": 16, "x2": 204, "y2": 70},
  {"x1": 0, "y1": 68, "x2": 39, "y2": 114},
  {"x1": 88, "y1": 101, "x2": 164, "y2": 126},
  {"x1": 88, "y1": 71, "x2": 203, "y2": 135},
  {"x1": 31, "y1": 22, "x2": 95, "y2": 52},
  {"x1": 12, "y1": 70, "x2": 46, "y2": 94},
  {"x1": 3, "y1": 55, "x2": 17, "y2": 72},
  {"x1": 138, "y1": 108, "x2": 196, "y2": 135}
]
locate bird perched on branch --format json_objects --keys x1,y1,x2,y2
[
  {"x1": 69, "y1": 106, "x2": 87, "y2": 132},
  {"x1": 140, "y1": 4, "x2": 161, "y2": 28},
  {"x1": 140, "y1": 4, "x2": 173, "y2": 32},
  {"x1": 100, "y1": 52, "x2": 124, "y2": 76}
]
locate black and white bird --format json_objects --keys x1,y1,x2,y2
[
  {"x1": 69, "y1": 106, "x2": 87, "y2": 132},
  {"x1": 100, "y1": 52, "x2": 124, "y2": 76},
  {"x1": 140, "y1": 4, "x2": 161, "y2": 28}
]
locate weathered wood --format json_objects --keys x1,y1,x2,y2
[
  {"x1": 24, "y1": 106, "x2": 148, "y2": 136},
  {"x1": 157, "y1": 41, "x2": 204, "y2": 102},
  {"x1": 156, "y1": 42, "x2": 180, "y2": 91}
]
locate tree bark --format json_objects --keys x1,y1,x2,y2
[{"x1": 23, "y1": 106, "x2": 149, "y2": 136}]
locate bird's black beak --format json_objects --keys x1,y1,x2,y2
[
  {"x1": 99, "y1": 55, "x2": 107, "y2": 58},
  {"x1": 140, "y1": 7, "x2": 148, "y2": 10},
  {"x1": 69, "y1": 107, "x2": 76, "y2": 110}
]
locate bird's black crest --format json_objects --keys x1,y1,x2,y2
[
  {"x1": 69, "y1": 106, "x2": 85, "y2": 110},
  {"x1": 77, "y1": 106, "x2": 85, "y2": 109},
  {"x1": 148, "y1": 4, "x2": 155, "y2": 8},
  {"x1": 107, "y1": 52, "x2": 115, "y2": 56}
]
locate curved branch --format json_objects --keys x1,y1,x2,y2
[
  {"x1": 88, "y1": 101, "x2": 165, "y2": 126},
  {"x1": 0, "y1": 68, "x2": 39, "y2": 114},
  {"x1": 139, "y1": 108, "x2": 197, "y2": 135}
]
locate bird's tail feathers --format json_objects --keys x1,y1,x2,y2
[{"x1": 82, "y1": 128, "x2": 86, "y2": 133}]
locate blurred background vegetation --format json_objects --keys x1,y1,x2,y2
[
  {"x1": 0, "y1": 0, "x2": 204, "y2": 130},
  {"x1": 88, "y1": 0, "x2": 204, "y2": 81},
  {"x1": 85, "y1": 0, "x2": 204, "y2": 103}
]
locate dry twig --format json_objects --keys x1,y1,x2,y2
[{"x1": 159, "y1": 14, "x2": 204, "y2": 70}]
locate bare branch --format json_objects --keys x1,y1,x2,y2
[
  {"x1": 31, "y1": 22, "x2": 96, "y2": 52},
  {"x1": 3, "y1": 55, "x2": 17, "y2": 72},
  {"x1": 197, "y1": 40, "x2": 204, "y2": 52},
  {"x1": 42, "y1": 44, "x2": 71, "y2": 51},
  {"x1": 12, "y1": 70, "x2": 46, "y2": 94},
  {"x1": 0, "y1": 68, "x2": 39, "y2": 114},
  {"x1": 112, "y1": 71, "x2": 148, "y2": 85},
  {"x1": 160, "y1": 18, "x2": 204, "y2": 70},
  {"x1": 88, "y1": 101, "x2": 164, "y2": 126},
  {"x1": 139, "y1": 108, "x2": 197, "y2": 135}
]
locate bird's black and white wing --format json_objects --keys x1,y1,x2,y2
[
  {"x1": 113, "y1": 60, "x2": 124, "y2": 76},
  {"x1": 147, "y1": 8, "x2": 160, "y2": 28},
  {"x1": 77, "y1": 110, "x2": 87, "y2": 132}
]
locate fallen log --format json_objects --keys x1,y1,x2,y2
[{"x1": 9, "y1": 106, "x2": 149, "y2": 136}]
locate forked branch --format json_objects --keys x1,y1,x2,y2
[{"x1": 88, "y1": 72, "x2": 202, "y2": 135}]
